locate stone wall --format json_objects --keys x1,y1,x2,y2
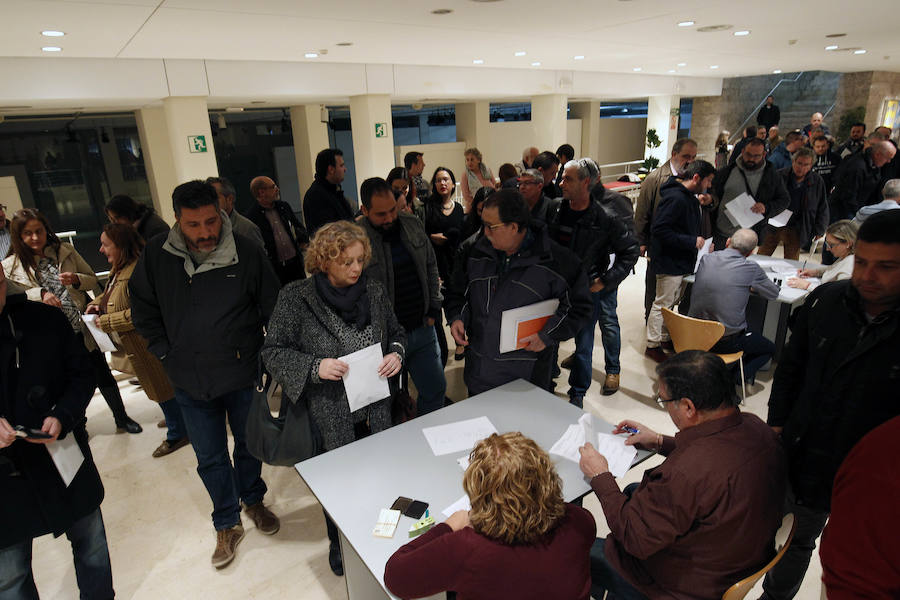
[{"x1": 689, "y1": 96, "x2": 723, "y2": 159}]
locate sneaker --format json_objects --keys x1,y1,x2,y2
[
  {"x1": 644, "y1": 347, "x2": 669, "y2": 364},
  {"x1": 243, "y1": 502, "x2": 280, "y2": 535},
  {"x1": 151, "y1": 437, "x2": 190, "y2": 458},
  {"x1": 560, "y1": 353, "x2": 576, "y2": 370},
  {"x1": 211, "y1": 525, "x2": 244, "y2": 569},
  {"x1": 602, "y1": 374, "x2": 620, "y2": 395}
]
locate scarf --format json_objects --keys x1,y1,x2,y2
[
  {"x1": 35, "y1": 257, "x2": 82, "y2": 332},
  {"x1": 314, "y1": 272, "x2": 371, "y2": 329}
]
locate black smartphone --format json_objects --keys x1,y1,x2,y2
[
  {"x1": 390, "y1": 496, "x2": 413, "y2": 513},
  {"x1": 405, "y1": 500, "x2": 428, "y2": 519},
  {"x1": 14, "y1": 426, "x2": 52, "y2": 440}
]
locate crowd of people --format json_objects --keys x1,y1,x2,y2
[{"x1": 2, "y1": 119, "x2": 899, "y2": 600}]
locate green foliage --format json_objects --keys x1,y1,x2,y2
[
  {"x1": 642, "y1": 156, "x2": 660, "y2": 171},
  {"x1": 837, "y1": 106, "x2": 866, "y2": 142},
  {"x1": 646, "y1": 128, "x2": 662, "y2": 149}
]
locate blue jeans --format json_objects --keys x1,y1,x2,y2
[
  {"x1": 405, "y1": 325, "x2": 447, "y2": 416},
  {"x1": 590, "y1": 537, "x2": 649, "y2": 600},
  {"x1": 159, "y1": 398, "x2": 187, "y2": 443},
  {"x1": 569, "y1": 287, "x2": 621, "y2": 398},
  {"x1": 0, "y1": 508, "x2": 114, "y2": 600},
  {"x1": 711, "y1": 331, "x2": 776, "y2": 386},
  {"x1": 175, "y1": 386, "x2": 267, "y2": 530}
]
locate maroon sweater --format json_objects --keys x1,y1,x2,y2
[{"x1": 384, "y1": 503, "x2": 595, "y2": 600}]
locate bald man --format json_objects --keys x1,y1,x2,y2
[
  {"x1": 830, "y1": 141, "x2": 897, "y2": 221},
  {"x1": 515, "y1": 146, "x2": 540, "y2": 175},
  {"x1": 244, "y1": 175, "x2": 309, "y2": 285},
  {"x1": 802, "y1": 112, "x2": 830, "y2": 139}
]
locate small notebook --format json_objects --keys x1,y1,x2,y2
[{"x1": 373, "y1": 508, "x2": 401, "y2": 538}]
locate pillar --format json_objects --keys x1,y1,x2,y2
[
  {"x1": 290, "y1": 104, "x2": 330, "y2": 201},
  {"x1": 646, "y1": 95, "x2": 681, "y2": 165},
  {"x1": 531, "y1": 94, "x2": 568, "y2": 153},
  {"x1": 454, "y1": 101, "x2": 490, "y2": 149},
  {"x1": 349, "y1": 94, "x2": 395, "y2": 186},
  {"x1": 569, "y1": 101, "x2": 601, "y2": 161},
  {"x1": 135, "y1": 96, "x2": 218, "y2": 224}
]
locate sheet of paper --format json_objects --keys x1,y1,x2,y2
[
  {"x1": 422, "y1": 416, "x2": 498, "y2": 456},
  {"x1": 442, "y1": 494, "x2": 471, "y2": 518},
  {"x1": 81, "y1": 315, "x2": 117, "y2": 353},
  {"x1": 595, "y1": 433, "x2": 638, "y2": 478},
  {"x1": 499, "y1": 299, "x2": 559, "y2": 353},
  {"x1": 549, "y1": 413, "x2": 594, "y2": 464},
  {"x1": 755, "y1": 258, "x2": 797, "y2": 274},
  {"x1": 724, "y1": 192, "x2": 764, "y2": 229},
  {"x1": 46, "y1": 434, "x2": 85, "y2": 487},
  {"x1": 767, "y1": 209, "x2": 793, "y2": 228},
  {"x1": 339, "y1": 343, "x2": 391, "y2": 412},
  {"x1": 456, "y1": 455, "x2": 470, "y2": 470},
  {"x1": 372, "y1": 508, "x2": 401, "y2": 538},
  {"x1": 693, "y1": 237, "x2": 713, "y2": 274}
]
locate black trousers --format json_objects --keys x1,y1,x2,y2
[{"x1": 272, "y1": 256, "x2": 306, "y2": 286}]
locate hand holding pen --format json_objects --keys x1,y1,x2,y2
[{"x1": 612, "y1": 420, "x2": 659, "y2": 449}]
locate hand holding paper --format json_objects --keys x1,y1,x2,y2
[{"x1": 339, "y1": 343, "x2": 391, "y2": 412}]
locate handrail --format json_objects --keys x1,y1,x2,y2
[{"x1": 728, "y1": 72, "x2": 805, "y2": 144}]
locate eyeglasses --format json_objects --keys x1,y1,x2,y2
[
  {"x1": 824, "y1": 238, "x2": 846, "y2": 249},
  {"x1": 482, "y1": 221, "x2": 506, "y2": 231},
  {"x1": 655, "y1": 394, "x2": 676, "y2": 408},
  {"x1": 518, "y1": 180, "x2": 540, "y2": 187}
]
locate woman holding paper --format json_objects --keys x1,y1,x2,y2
[
  {"x1": 85, "y1": 224, "x2": 188, "y2": 457},
  {"x1": 384, "y1": 432, "x2": 596, "y2": 599},
  {"x1": 787, "y1": 220, "x2": 858, "y2": 291},
  {"x1": 1, "y1": 208, "x2": 141, "y2": 433},
  {"x1": 262, "y1": 220, "x2": 405, "y2": 576}
]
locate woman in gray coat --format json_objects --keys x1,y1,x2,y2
[{"x1": 262, "y1": 220, "x2": 405, "y2": 576}]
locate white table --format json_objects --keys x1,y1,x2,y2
[{"x1": 295, "y1": 379, "x2": 654, "y2": 600}]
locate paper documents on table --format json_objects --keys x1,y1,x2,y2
[
  {"x1": 373, "y1": 508, "x2": 401, "y2": 538},
  {"x1": 549, "y1": 413, "x2": 595, "y2": 463},
  {"x1": 693, "y1": 238, "x2": 713, "y2": 274},
  {"x1": 755, "y1": 258, "x2": 797, "y2": 273},
  {"x1": 81, "y1": 315, "x2": 117, "y2": 353},
  {"x1": 46, "y1": 434, "x2": 85, "y2": 487},
  {"x1": 442, "y1": 494, "x2": 471, "y2": 518},
  {"x1": 499, "y1": 299, "x2": 559, "y2": 353},
  {"x1": 422, "y1": 416, "x2": 498, "y2": 456},
  {"x1": 595, "y1": 433, "x2": 638, "y2": 478},
  {"x1": 767, "y1": 209, "x2": 793, "y2": 228},
  {"x1": 339, "y1": 343, "x2": 391, "y2": 412},
  {"x1": 724, "y1": 193, "x2": 764, "y2": 229}
]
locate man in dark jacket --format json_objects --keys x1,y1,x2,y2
[
  {"x1": 811, "y1": 137, "x2": 842, "y2": 193},
  {"x1": 728, "y1": 126, "x2": 759, "y2": 166},
  {"x1": 768, "y1": 131, "x2": 804, "y2": 171},
  {"x1": 548, "y1": 159, "x2": 639, "y2": 402},
  {"x1": 758, "y1": 148, "x2": 829, "y2": 260},
  {"x1": 245, "y1": 175, "x2": 309, "y2": 285},
  {"x1": 0, "y1": 268, "x2": 114, "y2": 598},
  {"x1": 359, "y1": 177, "x2": 447, "y2": 416},
  {"x1": 303, "y1": 148, "x2": 355, "y2": 234},
  {"x1": 712, "y1": 138, "x2": 790, "y2": 251},
  {"x1": 646, "y1": 160, "x2": 717, "y2": 363},
  {"x1": 592, "y1": 184, "x2": 635, "y2": 235},
  {"x1": 829, "y1": 141, "x2": 897, "y2": 221},
  {"x1": 761, "y1": 209, "x2": 900, "y2": 600},
  {"x1": 445, "y1": 189, "x2": 591, "y2": 396},
  {"x1": 835, "y1": 122, "x2": 866, "y2": 158},
  {"x1": 757, "y1": 95, "x2": 780, "y2": 132},
  {"x1": 130, "y1": 180, "x2": 282, "y2": 569}
]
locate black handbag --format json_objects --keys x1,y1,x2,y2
[{"x1": 246, "y1": 359, "x2": 317, "y2": 467}]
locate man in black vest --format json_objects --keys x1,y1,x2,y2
[{"x1": 245, "y1": 175, "x2": 309, "y2": 285}]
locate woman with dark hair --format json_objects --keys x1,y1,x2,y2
[
  {"x1": 2, "y1": 209, "x2": 141, "y2": 433},
  {"x1": 498, "y1": 162, "x2": 519, "y2": 189},
  {"x1": 461, "y1": 185, "x2": 493, "y2": 242},
  {"x1": 105, "y1": 194, "x2": 169, "y2": 242},
  {"x1": 385, "y1": 432, "x2": 595, "y2": 599},
  {"x1": 386, "y1": 167, "x2": 413, "y2": 214},
  {"x1": 85, "y1": 224, "x2": 189, "y2": 457}
]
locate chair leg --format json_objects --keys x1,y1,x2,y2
[{"x1": 739, "y1": 356, "x2": 746, "y2": 402}]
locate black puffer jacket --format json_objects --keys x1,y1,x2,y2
[
  {"x1": 776, "y1": 167, "x2": 829, "y2": 243},
  {"x1": 767, "y1": 281, "x2": 900, "y2": 510},
  {"x1": 829, "y1": 148, "x2": 884, "y2": 219},
  {"x1": 1, "y1": 294, "x2": 103, "y2": 548},
  {"x1": 650, "y1": 177, "x2": 702, "y2": 275}
]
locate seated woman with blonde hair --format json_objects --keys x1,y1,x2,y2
[{"x1": 384, "y1": 432, "x2": 596, "y2": 599}]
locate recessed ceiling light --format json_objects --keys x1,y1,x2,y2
[
  {"x1": 41, "y1": 46, "x2": 61, "y2": 52},
  {"x1": 825, "y1": 45, "x2": 838, "y2": 50},
  {"x1": 678, "y1": 21, "x2": 695, "y2": 27},
  {"x1": 431, "y1": 8, "x2": 453, "y2": 14},
  {"x1": 574, "y1": 55, "x2": 584, "y2": 60},
  {"x1": 734, "y1": 30, "x2": 750, "y2": 36},
  {"x1": 336, "y1": 42, "x2": 353, "y2": 47},
  {"x1": 677, "y1": 62, "x2": 687, "y2": 67},
  {"x1": 632, "y1": 67, "x2": 642, "y2": 71},
  {"x1": 773, "y1": 69, "x2": 783, "y2": 74},
  {"x1": 668, "y1": 69, "x2": 676, "y2": 73},
  {"x1": 531, "y1": 61, "x2": 541, "y2": 66},
  {"x1": 305, "y1": 52, "x2": 318, "y2": 58},
  {"x1": 709, "y1": 65, "x2": 719, "y2": 69},
  {"x1": 854, "y1": 49, "x2": 867, "y2": 54},
  {"x1": 473, "y1": 59, "x2": 484, "y2": 64},
  {"x1": 514, "y1": 51, "x2": 526, "y2": 56},
  {"x1": 41, "y1": 30, "x2": 65, "y2": 37}
]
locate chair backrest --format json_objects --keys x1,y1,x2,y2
[
  {"x1": 721, "y1": 513, "x2": 797, "y2": 600},
  {"x1": 661, "y1": 307, "x2": 726, "y2": 353}
]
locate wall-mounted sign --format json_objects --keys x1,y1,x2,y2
[
  {"x1": 188, "y1": 135, "x2": 208, "y2": 153},
  {"x1": 374, "y1": 122, "x2": 387, "y2": 138}
]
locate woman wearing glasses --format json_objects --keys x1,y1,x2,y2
[{"x1": 787, "y1": 219, "x2": 858, "y2": 291}]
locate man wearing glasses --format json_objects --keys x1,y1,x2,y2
[
  {"x1": 517, "y1": 168, "x2": 554, "y2": 224},
  {"x1": 0, "y1": 204, "x2": 9, "y2": 259},
  {"x1": 579, "y1": 351, "x2": 786, "y2": 600},
  {"x1": 246, "y1": 175, "x2": 309, "y2": 286}
]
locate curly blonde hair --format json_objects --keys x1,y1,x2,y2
[
  {"x1": 463, "y1": 432, "x2": 565, "y2": 545},
  {"x1": 304, "y1": 220, "x2": 372, "y2": 275}
]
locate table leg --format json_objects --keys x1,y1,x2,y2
[{"x1": 340, "y1": 531, "x2": 390, "y2": 600}]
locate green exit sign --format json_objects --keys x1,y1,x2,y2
[
  {"x1": 374, "y1": 122, "x2": 387, "y2": 138},
  {"x1": 188, "y1": 135, "x2": 208, "y2": 153}
]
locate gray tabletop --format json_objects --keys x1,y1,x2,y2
[{"x1": 295, "y1": 379, "x2": 653, "y2": 597}]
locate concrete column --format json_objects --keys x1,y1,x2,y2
[
  {"x1": 289, "y1": 104, "x2": 330, "y2": 200},
  {"x1": 568, "y1": 101, "x2": 601, "y2": 160},
  {"x1": 349, "y1": 94, "x2": 395, "y2": 186},
  {"x1": 135, "y1": 97, "x2": 218, "y2": 223},
  {"x1": 531, "y1": 94, "x2": 568, "y2": 153},
  {"x1": 455, "y1": 101, "x2": 490, "y2": 149},
  {"x1": 646, "y1": 95, "x2": 681, "y2": 164}
]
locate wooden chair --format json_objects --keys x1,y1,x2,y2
[
  {"x1": 722, "y1": 513, "x2": 797, "y2": 600},
  {"x1": 661, "y1": 307, "x2": 746, "y2": 401}
]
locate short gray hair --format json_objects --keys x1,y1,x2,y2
[
  {"x1": 205, "y1": 176, "x2": 236, "y2": 199},
  {"x1": 520, "y1": 168, "x2": 543, "y2": 183},
  {"x1": 729, "y1": 229, "x2": 758, "y2": 255},
  {"x1": 580, "y1": 158, "x2": 600, "y2": 186},
  {"x1": 564, "y1": 159, "x2": 592, "y2": 182},
  {"x1": 791, "y1": 147, "x2": 815, "y2": 163},
  {"x1": 883, "y1": 178, "x2": 900, "y2": 200}
]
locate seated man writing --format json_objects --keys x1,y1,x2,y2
[{"x1": 579, "y1": 351, "x2": 786, "y2": 600}]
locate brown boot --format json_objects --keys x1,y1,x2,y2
[
  {"x1": 602, "y1": 373, "x2": 620, "y2": 395},
  {"x1": 211, "y1": 524, "x2": 244, "y2": 569},
  {"x1": 243, "y1": 502, "x2": 280, "y2": 535},
  {"x1": 151, "y1": 437, "x2": 190, "y2": 458}
]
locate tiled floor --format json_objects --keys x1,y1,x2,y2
[{"x1": 32, "y1": 254, "x2": 824, "y2": 599}]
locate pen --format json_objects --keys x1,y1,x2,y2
[{"x1": 621, "y1": 425, "x2": 639, "y2": 434}]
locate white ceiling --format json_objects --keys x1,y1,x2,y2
[{"x1": 1, "y1": 0, "x2": 897, "y2": 77}]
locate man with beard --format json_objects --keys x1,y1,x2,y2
[
  {"x1": 130, "y1": 180, "x2": 282, "y2": 569},
  {"x1": 358, "y1": 177, "x2": 446, "y2": 416},
  {"x1": 836, "y1": 122, "x2": 866, "y2": 158}
]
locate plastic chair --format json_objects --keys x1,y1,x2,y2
[
  {"x1": 661, "y1": 308, "x2": 746, "y2": 401},
  {"x1": 721, "y1": 513, "x2": 797, "y2": 600}
]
